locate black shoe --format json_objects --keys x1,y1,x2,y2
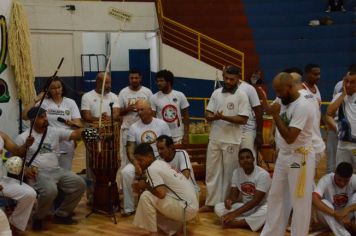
[
  {"x1": 121, "y1": 211, "x2": 135, "y2": 217},
  {"x1": 53, "y1": 215, "x2": 77, "y2": 225},
  {"x1": 32, "y1": 219, "x2": 43, "y2": 231}
]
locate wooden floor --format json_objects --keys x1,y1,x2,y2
[{"x1": 22, "y1": 142, "x2": 333, "y2": 236}]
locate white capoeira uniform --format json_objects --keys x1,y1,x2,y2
[
  {"x1": 40, "y1": 97, "x2": 81, "y2": 170},
  {"x1": 121, "y1": 118, "x2": 171, "y2": 214},
  {"x1": 205, "y1": 87, "x2": 250, "y2": 206},
  {"x1": 214, "y1": 166, "x2": 271, "y2": 231},
  {"x1": 261, "y1": 94, "x2": 316, "y2": 236},
  {"x1": 313, "y1": 173, "x2": 356, "y2": 236},
  {"x1": 164, "y1": 149, "x2": 200, "y2": 193},
  {"x1": 0, "y1": 209, "x2": 11, "y2": 236},
  {"x1": 150, "y1": 90, "x2": 189, "y2": 144},
  {"x1": 333, "y1": 92, "x2": 356, "y2": 170},
  {"x1": 133, "y1": 160, "x2": 198, "y2": 235},
  {"x1": 117, "y1": 86, "x2": 152, "y2": 168},
  {"x1": 0, "y1": 136, "x2": 36, "y2": 232},
  {"x1": 238, "y1": 81, "x2": 260, "y2": 160}
]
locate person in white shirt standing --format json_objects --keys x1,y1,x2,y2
[
  {"x1": 327, "y1": 70, "x2": 356, "y2": 169},
  {"x1": 150, "y1": 70, "x2": 190, "y2": 144},
  {"x1": 81, "y1": 72, "x2": 120, "y2": 123},
  {"x1": 132, "y1": 143, "x2": 198, "y2": 235},
  {"x1": 121, "y1": 100, "x2": 171, "y2": 216},
  {"x1": 302, "y1": 64, "x2": 321, "y2": 105},
  {"x1": 200, "y1": 65, "x2": 250, "y2": 213},
  {"x1": 118, "y1": 69, "x2": 152, "y2": 168},
  {"x1": 156, "y1": 135, "x2": 199, "y2": 193},
  {"x1": 313, "y1": 162, "x2": 356, "y2": 236},
  {"x1": 260, "y1": 72, "x2": 315, "y2": 236},
  {"x1": 23, "y1": 77, "x2": 83, "y2": 170},
  {"x1": 214, "y1": 148, "x2": 271, "y2": 231}
]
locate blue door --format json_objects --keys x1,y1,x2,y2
[{"x1": 129, "y1": 49, "x2": 151, "y2": 89}]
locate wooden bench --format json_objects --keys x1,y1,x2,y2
[{"x1": 175, "y1": 143, "x2": 207, "y2": 181}]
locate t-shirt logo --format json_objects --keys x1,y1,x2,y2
[
  {"x1": 65, "y1": 110, "x2": 70, "y2": 116},
  {"x1": 227, "y1": 145, "x2": 235, "y2": 153},
  {"x1": 39, "y1": 143, "x2": 53, "y2": 154},
  {"x1": 280, "y1": 112, "x2": 291, "y2": 126},
  {"x1": 141, "y1": 130, "x2": 157, "y2": 144},
  {"x1": 333, "y1": 193, "x2": 348, "y2": 207},
  {"x1": 162, "y1": 104, "x2": 178, "y2": 123},
  {"x1": 227, "y1": 102, "x2": 234, "y2": 110},
  {"x1": 241, "y1": 182, "x2": 256, "y2": 196}
]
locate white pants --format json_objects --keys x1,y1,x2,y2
[
  {"x1": 58, "y1": 140, "x2": 75, "y2": 170},
  {"x1": 326, "y1": 130, "x2": 338, "y2": 173},
  {"x1": 0, "y1": 209, "x2": 11, "y2": 236},
  {"x1": 121, "y1": 163, "x2": 135, "y2": 213},
  {"x1": 316, "y1": 194, "x2": 356, "y2": 236},
  {"x1": 205, "y1": 140, "x2": 240, "y2": 206},
  {"x1": 261, "y1": 149, "x2": 315, "y2": 236},
  {"x1": 214, "y1": 202, "x2": 267, "y2": 231},
  {"x1": 119, "y1": 128, "x2": 129, "y2": 169},
  {"x1": 0, "y1": 176, "x2": 37, "y2": 231},
  {"x1": 336, "y1": 142, "x2": 356, "y2": 172},
  {"x1": 133, "y1": 191, "x2": 198, "y2": 235},
  {"x1": 241, "y1": 130, "x2": 256, "y2": 164}
]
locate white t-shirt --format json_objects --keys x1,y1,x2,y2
[
  {"x1": 333, "y1": 80, "x2": 343, "y2": 98},
  {"x1": 231, "y1": 166, "x2": 271, "y2": 206},
  {"x1": 150, "y1": 90, "x2": 189, "y2": 139},
  {"x1": 299, "y1": 89, "x2": 325, "y2": 153},
  {"x1": 16, "y1": 127, "x2": 72, "y2": 171},
  {"x1": 146, "y1": 159, "x2": 198, "y2": 209},
  {"x1": 206, "y1": 88, "x2": 250, "y2": 144},
  {"x1": 273, "y1": 94, "x2": 314, "y2": 151},
  {"x1": 238, "y1": 81, "x2": 261, "y2": 132},
  {"x1": 41, "y1": 97, "x2": 81, "y2": 129},
  {"x1": 332, "y1": 92, "x2": 356, "y2": 147},
  {"x1": 127, "y1": 118, "x2": 171, "y2": 154},
  {"x1": 81, "y1": 90, "x2": 119, "y2": 118},
  {"x1": 302, "y1": 82, "x2": 321, "y2": 105},
  {"x1": 165, "y1": 149, "x2": 199, "y2": 192},
  {"x1": 314, "y1": 173, "x2": 356, "y2": 209},
  {"x1": 118, "y1": 86, "x2": 152, "y2": 129}
]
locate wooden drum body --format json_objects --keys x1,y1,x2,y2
[{"x1": 83, "y1": 121, "x2": 120, "y2": 212}]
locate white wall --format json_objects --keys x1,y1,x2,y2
[
  {"x1": 160, "y1": 44, "x2": 222, "y2": 80},
  {"x1": 22, "y1": 0, "x2": 158, "y2": 77}
]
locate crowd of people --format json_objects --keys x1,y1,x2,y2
[{"x1": 0, "y1": 63, "x2": 355, "y2": 235}]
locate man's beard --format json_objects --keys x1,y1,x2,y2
[{"x1": 281, "y1": 93, "x2": 292, "y2": 105}]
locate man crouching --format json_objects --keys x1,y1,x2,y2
[{"x1": 132, "y1": 143, "x2": 198, "y2": 235}]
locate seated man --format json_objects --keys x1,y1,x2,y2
[
  {"x1": 313, "y1": 162, "x2": 356, "y2": 236},
  {"x1": 156, "y1": 135, "x2": 199, "y2": 193},
  {"x1": 0, "y1": 131, "x2": 37, "y2": 234},
  {"x1": 16, "y1": 106, "x2": 86, "y2": 230},
  {"x1": 214, "y1": 148, "x2": 271, "y2": 231},
  {"x1": 132, "y1": 143, "x2": 198, "y2": 235}
]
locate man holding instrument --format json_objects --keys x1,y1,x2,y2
[{"x1": 16, "y1": 106, "x2": 85, "y2": 230}]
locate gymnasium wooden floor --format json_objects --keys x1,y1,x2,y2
[{"x1": 23, "y1": 142, "x2": 333, "y2": 236}]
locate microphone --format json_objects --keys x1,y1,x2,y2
[
  {"x1": 109, "y1": 102, "x2": 114, "y2": 108},
  {"x1": 57, "y1": 117, "x2": 81, "y2": 129}
]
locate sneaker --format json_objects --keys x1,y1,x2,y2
[
  {"x1": 32, "y1": 219, "x2": 43, "y2": 231},
  {"x1": 53, "y1": 215, "x2": 77, "y2": 225},
  {"x1": 341, "y1": 6, "x2": 346, "y2": 12},
  {"x1": 325, "y1": 6, "x2": 331, "y2": 12}
]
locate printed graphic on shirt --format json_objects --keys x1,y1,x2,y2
[
  {"x1": 47, "y1": 109, "x2": 70, "y2": 116},
  {"x1": 333, "y1": 193, "x2": 348, "y2": 207},
  {"x1": 227, "y1": 102, "x2": 234, "y2": 110},
  {"x1": 162, "y1": 104, "x2": 178, "y2": 123},
  {"x1": 280, "y1": 112, "x2": 291, "y2": 126},
  {"x1": 39, "y1": 143, "x2": 53, "y2": 155},
  {"x1": 241, "y1": 182, "x2": 256, "y2": 196},
  {"x1": 140, "y1": 130, "x2": 157, "y2": 144}
]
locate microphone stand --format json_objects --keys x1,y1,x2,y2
[{"x1": 19, "y1": 57, "x2": 64, "y2": 185}]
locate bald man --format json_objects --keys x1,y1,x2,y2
[
  {"x1": 121, "y1": 99, "x2": 171, "y2": 216},
  {"x1": 81, "y1": 72, "x2": 120, "y2": 123},
  {"x1": 259, "y1": 73, "x2": 316, "y2": 236},
  {"x1": 80, "y1": 72, "x2": 120, "y2": 204}
]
